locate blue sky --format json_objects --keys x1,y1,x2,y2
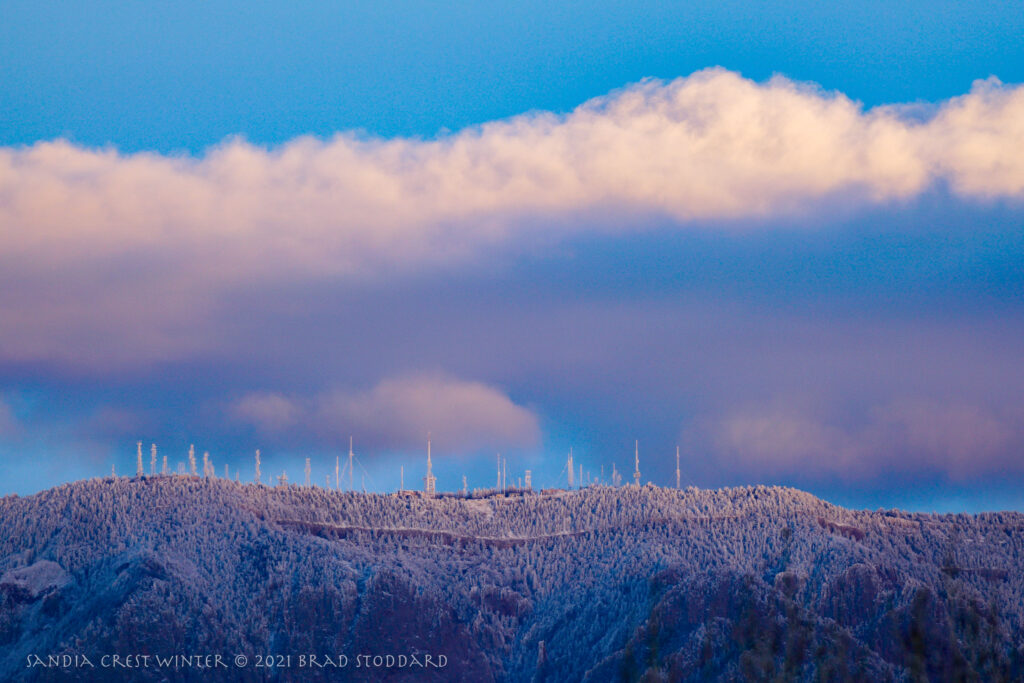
[
  {"x1": 3, "y1": 1, "x2": 1021, "y2": 150},
  {"x1": 1, "y1": 2, "x2": 1023, "y2": 512}
]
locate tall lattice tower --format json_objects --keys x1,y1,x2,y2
[
  {"x1": 525, "y1": 470, "x2": 532, "y2": 490},
  {"x1": 348, "y1": 436, "x2": 354, "y2": 492},
  {"x1": 188, "y1": 445, "x2": 197, "y2": 476},
  {"x1": 254, "y1": 449, "x2": 261, "y2": 484},
  {"x1": 304, "y1": 457, "x2": 311, "y2": 486},
  {"x1": 424, "y1": 439, "x2": 436, "y2": 497},
  {"x1": 567, "y1": 449, "x2": 574, "y2": 489},
  {"x1": 136, "y1": 442, "x2": 144, "y2": 477},
  {"x1": 633, "y1": 440, "x2": 641, "y2": 486}
]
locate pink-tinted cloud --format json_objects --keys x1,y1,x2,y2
[
  {"x1": 229, "y1": 393, "x2": 301, "y2": 433},
  {"x1": 1, "y1": 71, "x2": 1022, "y2": 370},
  {"x1": 230, "y1": 374, "x2": 540, "y2": 454},
  {"x1": 707, "y1": 399, "x2": 1024, "y2": 481}
]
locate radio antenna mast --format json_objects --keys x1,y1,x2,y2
[
  {"x1": 633, "y1": 440, "x2": 641, "y2": 486},
  {"x1": 348, "y1": 436, "x2": 354, "y2": 492},
  {"x1": 424, "y1": 437, "x2": 436, "y2": 496}
]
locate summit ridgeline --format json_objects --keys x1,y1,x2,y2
[{"x1": 2, "y1": 478, "x2": 1023, "y2": 681}]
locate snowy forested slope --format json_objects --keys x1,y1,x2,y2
[{"x1": 1, "y1": 477, "x2": 1022, "y2": 681}]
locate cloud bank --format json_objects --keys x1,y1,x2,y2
[
  {"x1": 708, "y1": 399, "x2": 1024, "y2": 482},
  {"x1": 229, "y1": 374, "x2": 540, "y2": 455},
  {"x1": 2, "y1": 69, "x2": 1022, "y2": 281},
  {"x1": 2, "y1": 69, "x2": 1022, "y2": 369}
]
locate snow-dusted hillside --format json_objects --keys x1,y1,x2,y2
[{"x1": 1, "y1": 477, "x2": 1022, "y2": 681}]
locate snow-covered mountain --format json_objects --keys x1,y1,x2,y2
[{"x1": 1, "y1": 477, "x2": 1022, "y2": 681}]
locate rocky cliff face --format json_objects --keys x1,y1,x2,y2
[{"x1": 1, "y1": 478, "x2": 1022, "y2": 681}]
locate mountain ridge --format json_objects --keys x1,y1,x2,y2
[{"x1": 2, "y1": 477, "x2": 1022, "y2": 681}]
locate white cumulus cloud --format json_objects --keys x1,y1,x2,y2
[{"x1": 2, "y1": 69, "x2": 1023, "y2": 368}]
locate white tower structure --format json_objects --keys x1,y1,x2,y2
[
  {"x1": 400, "y1": 465, "x2": 404, "y2": 492},
  {"x1": 225, "y1": 464, "x2": 230, "y2": 479},
  {"x1": 634, "y1": 440, "x2": 641, "y2": 486},
  {"x1": 136, "y1": 442, "x2": 144, "y2": 477},
  {"x1": 612, "y1": 462, "x2": 619, "y2": 487},
  {"x1": 496, "y1": 453, "x2": 501, "y2": 490},
  {"x1": 335, "y1": 454, "x2": 340, "y2": 491},
  {"x1": 304, "y1": 457, "x2": 311, "y2": 486},
  {"x1": 150, "y1": 443, "x2": 157, "y2": 475},
  {"x1": 202, "y1": 451, "x2": 210, "y2": 478},
  {"x1": 424, "y1": 439, "x2": 436, "y2": 496},
  {"x1": 462, "y1": 475, "x2": 468, "y2": 495},
  {"x1": 188, "y1": 445, "x2": 197, "y2": 476},
  {"x1": 161, "y1": 453, "x2": 168, "y2": 476},
  {"x1": 254, "y1": 449, "x2": 261, "y2": 484},
  {"x1": 277, "y1": 471, "x2": 288, "y2": 487},
  {"x1": 525, "y1": 470, "x2": 532, "y2": 490},
  {"x1": 348, "y1": 436, "x2": 354, "y2": 492},
  {"x1": 676, "y1": 446, "x2": 681, "y2": 489},
  {"x1": 567, "y1": 449, "x2": 574, "y2": 489},
  {"x1": 503, "y1": 458, "x2": 507, "y2": 492}
]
